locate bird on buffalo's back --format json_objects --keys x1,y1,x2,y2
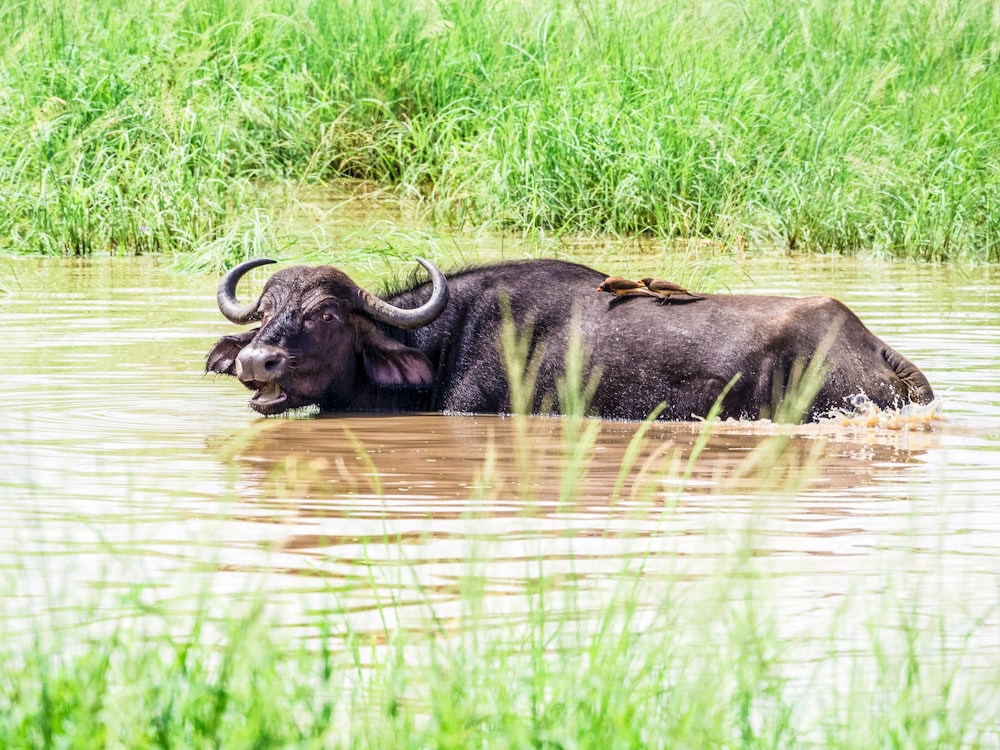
[
  {"x1": 597, "y1": 276, "x2": 657, "y2": 298},
  {"x1": 639, "y1": 277, "x2": 704, "y2": 303}
]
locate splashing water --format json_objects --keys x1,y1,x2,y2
[{"x1": 823, "y1": 394, "x2": 946, "y2": 430}]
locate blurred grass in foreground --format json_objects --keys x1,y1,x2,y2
[{"x1": 3, "y1": 571, "x2": 993, "y2": 749}]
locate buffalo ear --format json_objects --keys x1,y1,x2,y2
[
  {"x1": 363, "y1": 339, "x2": 434, "y2": 389},
  {"x1": 206, "y1": 330, "x2": 258, "y2": 375}
]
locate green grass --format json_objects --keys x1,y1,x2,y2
[
  {"x1": 2, "y1": 0, "x2": 999, "y2": 261},
  {"x1": 3, "y1": 584, "x2": 989, "y2": 749}
]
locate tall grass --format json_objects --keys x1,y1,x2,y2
[
  {"x1": 2, "y1": 0, "x2": 999, "y2": 260},
  {"x1": 5, "y1": 581, "x2": 992, "y2": 748}
]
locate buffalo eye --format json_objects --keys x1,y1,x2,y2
[{"x1": 304, "y1": 309, "x2": 340, "y2": 329}]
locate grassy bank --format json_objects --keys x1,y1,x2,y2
[{"x1": 2, "y1": 0, "x2": 999, "y2": 260}]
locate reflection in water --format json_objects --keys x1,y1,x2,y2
[
  {"x1": 226, "y1": 412, "x2": 939, "y2": 516},
  {"x1": 0, "y1": 255, "x2": 998, "y2": 669},
  {"x1": 210, "y1": 413, "x2": 993, "y2": 645}
]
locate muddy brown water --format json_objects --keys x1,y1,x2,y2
[{"x1": 0, "y1": 253, "x2": 998, "y2": 664}]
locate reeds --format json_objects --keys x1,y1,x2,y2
[{"x1": 2, "y1": 0, "x2": 999, "y2": 260}]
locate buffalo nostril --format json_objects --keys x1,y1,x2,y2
[
  {"x1": 262, "y1": 354, "x2": 286, "y2": 374},
  {"x1": 236, "y1": 344, "x2": 288, "y2": 383}
]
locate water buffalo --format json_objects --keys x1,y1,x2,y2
[{"x1": 206, "y1": 257, "x2": 934, "y2": 422}]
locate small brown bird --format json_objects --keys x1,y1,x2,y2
[
  {"x1": 639, "y1": 277, "x2": 704, "y2": 303},
  {"x1": 597, "y1": 276, "x2": 657, "y2": 297}
]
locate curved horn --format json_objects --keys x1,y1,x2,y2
[
  {"x1": 356, "y1": 257, "x2": 450, "y2": 330},
  {"x1": 216, "y1": 258, "x2": 276, "y2": 324}
]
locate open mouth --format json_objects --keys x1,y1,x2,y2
[{"x1": 249, "y1": 381, "x2": 289, "y2": 413}]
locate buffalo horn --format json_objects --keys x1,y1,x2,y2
[
  {"x1": 216, "y1": 258, "x2": 276, "y2": 324},
  {"x1": 355, "y1": 257, "x2": 450, "y2": 329}
]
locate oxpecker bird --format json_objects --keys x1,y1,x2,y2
[
  {"x1": 597, "y1": 277, "x2": 657, "y2": 298},
  {"x1": 639, "y1": 277, "x2": 704, "y2": 303}
]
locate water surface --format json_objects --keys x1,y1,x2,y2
[{"x1": 1, "y1": 252, "x2": 998, "y2": 666}]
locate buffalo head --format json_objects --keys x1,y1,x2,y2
[{"x1": 206, "y1": 258, "x2": 449, "y2": 415}]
